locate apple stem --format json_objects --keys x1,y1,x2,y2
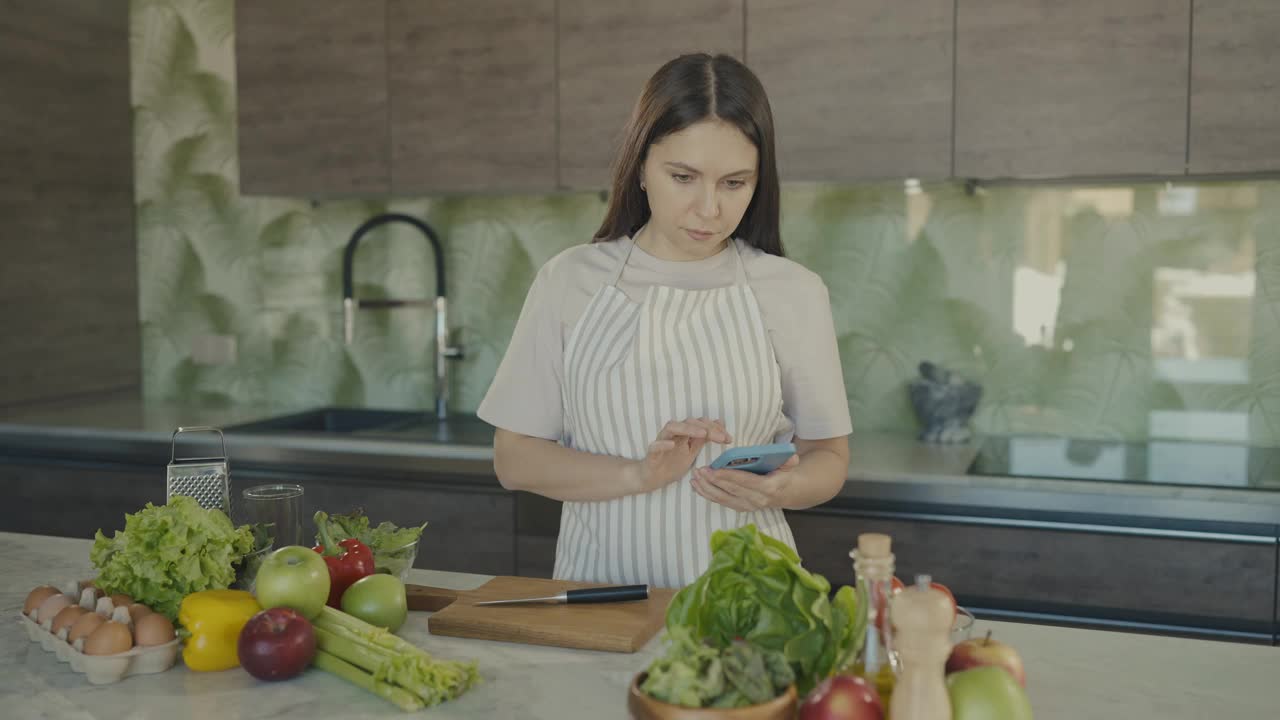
[{"x1": 983, "y1": 630, "x2": 992, "y2": 646}]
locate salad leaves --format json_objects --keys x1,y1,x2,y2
[
  {"x1": 90, "y1": 495, "x2": 256, "y2": 621},
  {"x1": 313, "y1": 509, "x2": 427, "y2": 579},
  {"x1": 641, "y1": 627, "x2": 794, "y2": 708},
  {"x1": 665, "y1": 524, "x2": 865, "y2": 695}
]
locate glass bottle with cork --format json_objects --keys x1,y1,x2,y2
[{"x1": 847, "y1": 532, "x2": 899, "y2": 709}]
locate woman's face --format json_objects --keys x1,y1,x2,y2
[{"x1": 639, "y1": 119, "x2": 759, "y2": 261}]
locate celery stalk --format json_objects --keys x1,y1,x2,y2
[
  {"x1": 313, "y1": 607, "x2": 482, "y2": 705},
  {"x1": 313, "y1": 650, "x2": 423, "y2": 712}
]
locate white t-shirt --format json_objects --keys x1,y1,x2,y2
[{"x1": 478, "y1": 237, "x2": 853, "y2": 443}]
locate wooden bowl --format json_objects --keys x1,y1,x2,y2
[{"x1": 627, "y1": 672, "x2": 798, "y2": 720}]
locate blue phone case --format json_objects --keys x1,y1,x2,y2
[{"x1": 709, "y1": 443, "x2": 797, "y2": 474}]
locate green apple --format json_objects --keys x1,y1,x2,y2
[
  {"x1": 947, "y1": 667, "x2": 1034, "y2": 720},
  {"x1": 254, "y1": 545, "x2": 330, "y2": 620},
  {"x1": 341, "y1": 574, "x2": 407, "y2": 632}
]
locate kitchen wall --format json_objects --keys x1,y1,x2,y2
[{"x1": 134, "y1": 0, "x2": 1280, "y2": 447}]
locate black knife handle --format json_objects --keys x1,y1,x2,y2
[{"x1": 565, "y1": 584, "x2": 649, "y2": 604}]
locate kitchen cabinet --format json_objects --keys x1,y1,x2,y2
[
  {"x1": 0, "y1": 456, "x2": 516, "y2": 577},
  {"x1": 787, "y1": 509, "x2": 1279, "y2": 639},
  {"x1": 954, "y1": 0, "x2": 1190, "y2": 179},
  {"x1": 235, "y1": 1, "x2": 390, "y2": 196},
  {"x1": 0, "y1": 1, "x2": 137, "y2": 407},
  {"x1": 0, "y1": 459, "x2": 161, "y2": 539},
  {"x1": 388, "y1": 0, "x2": 557, "y2": 194},
  {"x1": 747, "y1": 0, "x2": 953, "y2": 182},
  {"x1": 557, "y1": 0, "x2": 744, "y2": 189},
  {"x1": 515, "y1": 492, "x2": 561, "y2": 578},
  {"x1": 1188, "y1": 0, "x2": 1280, "y2": 174}
]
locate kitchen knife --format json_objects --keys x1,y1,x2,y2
[{"x1": 472, "y1": 584, "x2": 649, "y2": 606}]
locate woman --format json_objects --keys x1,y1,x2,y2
[{"x1": 477, "y1": 53, "x2": 851, "y2": 588}]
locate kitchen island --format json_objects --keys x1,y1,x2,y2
[{"x1": 3, "y1": 532, "x2": 1277, "y2": 719}]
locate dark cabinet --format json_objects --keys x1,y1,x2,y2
[
  {"x1": 235, "y1": 0, "x2": 391, "y2": 196},
  {"x1": 0, "y1": 459, "x2": 161, "y2": 539},
  {"x1": 1188, "y1": 0, "x2": 1280, "y2": 174},
  {"x1": 747, "y1": 0, "x2": 953, "y2": 182},
  {"x1": 954, "y1": 0, "x2": 1190, "y2": 179},
  {"x1": 515, "y1": 492, "x2": 561, "y2": 578},
  {"x1": 788, "y1": 509, "x2": 1278, "y2": 638},
  {"x1": 556, "y1": 0, "x2": 744, "y2": 189},
  {"x1": 388, "y1": 0, "x2": 557, "y2": 194}
]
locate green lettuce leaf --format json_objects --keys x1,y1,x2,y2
[
  {"x1": 90, "y1": 495, "x2": 255, "y2": 621},
  {"x1": 665, "y1": 524, "x2": 867, "y2": 696}
]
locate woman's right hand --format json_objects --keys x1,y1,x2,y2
[{"x1": 630, "y1": 418, "x2": 732, "y2": 493}]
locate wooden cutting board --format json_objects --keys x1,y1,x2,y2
[{"x1": 406, "y1": 576, "x2": 676, "y2": 653}]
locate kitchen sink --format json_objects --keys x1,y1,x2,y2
[{"x1": 226, "y1": 407, "x2": 495, "y2": 446}]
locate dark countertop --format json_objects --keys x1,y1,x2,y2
[{"x1": 3, "y1": 391, "x2": 1279, "y2": 531}]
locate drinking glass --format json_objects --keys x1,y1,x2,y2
[{"x1": 240, "y1": 483, "x2": 305, "y2": 548}]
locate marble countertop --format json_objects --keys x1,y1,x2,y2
[
  {"x1": 5, "y1": 532, "x2": 1277, "y2": 720},
  {"x1": 4, "y1": 391, "x2": 1279, "y2": 525}
]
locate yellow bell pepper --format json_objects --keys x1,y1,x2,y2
[{"x1": 178, "y1": 589, "x2": 262, "y2": 672}]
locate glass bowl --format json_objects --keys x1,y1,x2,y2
[
  {"x1": 378, "y1": 538, "x2": 420, "y2": 584},
  {"x1": 951, "y1": 606, "x2": 976, "y2": 645}
]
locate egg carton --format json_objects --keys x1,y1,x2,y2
[{"x1": 18, "y1": 582, "x2": 180, "y2": 685}]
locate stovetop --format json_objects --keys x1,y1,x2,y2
[{"x1": 968, "y1": 435, "x2": 1280, "y2": 490}]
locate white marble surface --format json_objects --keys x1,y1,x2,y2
[{"x1": 3, "y1": 532, "x2": 1277, "y2": 719}]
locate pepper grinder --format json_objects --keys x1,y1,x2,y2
[{"x1": 888, "y1": 574, "x2": 953, "y2": 720}]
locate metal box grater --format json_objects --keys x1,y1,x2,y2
[{"x1": 166, "y1": 426, "x2": 231, "y2": 513}]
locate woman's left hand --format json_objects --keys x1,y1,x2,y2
[{"x1": 690, "y1": 454, "x2": 800, "y2": 512}]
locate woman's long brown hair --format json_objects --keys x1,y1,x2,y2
[{"x1": 592, "y1": 53, "x2": 784, "y2": 257}]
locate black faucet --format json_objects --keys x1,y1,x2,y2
[{"x1": 342, "y1": 213, "x2": 463, "y2": 420}]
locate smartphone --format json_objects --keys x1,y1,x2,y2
[{"x1": 709, "y1": 442, "x2": 797, "y2": 475}]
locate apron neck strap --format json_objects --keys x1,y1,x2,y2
[{"x1": 610, "y1": 234, "x2": 747, "y2": 287}]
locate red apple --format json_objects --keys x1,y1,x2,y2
[
  {"x1": 237, "y1": 607, "x2": 317, "y2": 681},
  {"x1": 799, "y1": 674, "x2": 884, "y2": 720},
  {"x1": 946, "y1": 631, "x2": 1026, "y2": 687}
]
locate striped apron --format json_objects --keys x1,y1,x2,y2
[{"x1": 554, "y1": 238, "x2": 798, "y2": 587}]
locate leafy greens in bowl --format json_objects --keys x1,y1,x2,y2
[
  {"x1": 313, "y1": 509, "x2": 427, "y2": 580},
  {"x1": 663, "y1": 524, "x2": 866, "y2": 696}
]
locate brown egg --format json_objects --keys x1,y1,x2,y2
[
  {"x1": 133, "y1": 612, "x2": 176, "y2": 646},
  {"x1": 68, "y1": 612, "x2": 106, "y2": 644},
  {"x1": 83, "y1": 621, "x2": 133, "y2": 656},
  {"x1": 108, "y1": 593, "x2": 133, "y2": 608},
  {"x1": 24, "y1": 586, "x2": 59, "y2": 615},
  {"x1": 126, "y1": 603, "x2": 152, "y2": 623},
  {"x1": 36, "y1": 593, "x2": 74, "y2": 624},
  {"x1": 51, "y1": 605, "x2": 87, "y2": 635}
]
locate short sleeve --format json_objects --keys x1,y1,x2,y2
[
  {"x1": 477, "y1": 261, "x2": 564, "y2": 441},
  {"x1": 769, "y1": 274, "x2": 853, "y2": 440}
]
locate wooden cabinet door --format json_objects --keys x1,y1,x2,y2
[
  {"x1": 558, "y1": 0, "x2": 744, "y2": 190},
  {"x1": 1188, "y1": 0, "x2": 1280, "y2": 174},
  {"x1": 747, "y1": 0, "x2": 953, "y2": 182},
  {"x1": 388, "y1": 0, "x2": 557, "y2": 194},
  {"x1": 235, "y1": 1, "x2": 390, "y2": 196},
  {"x1": 955, "y1": 0, "x2": 1190, "y2": 179},
  {"x1": 1, "y1": 1, "x2": 138, "y2": 407},
  {"x1": 788, "y1": 510, "x2": 1277, "y2": 636}
]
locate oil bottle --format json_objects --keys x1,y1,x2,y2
[{"x1": 848, "y1": 532, "x2": 899, "y2": 710}]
